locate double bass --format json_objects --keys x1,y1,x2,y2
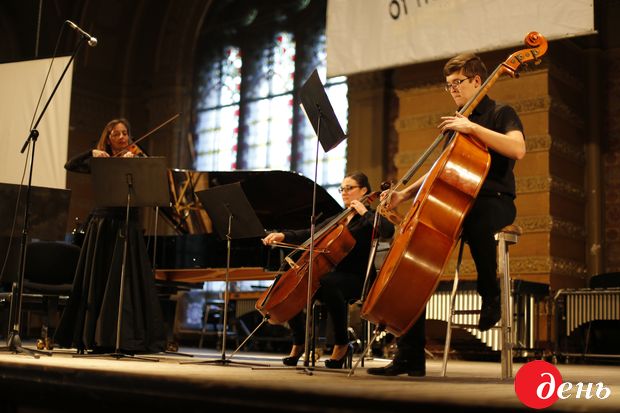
[
  {"x1": 361, "y1": 32, "x2": 548, "y2": 336},
  {"x1": 256, "y1": 192, "x2": 378, "y2": 324}
]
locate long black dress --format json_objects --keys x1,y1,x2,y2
[{"x1": 55, "y1": 150, "x2": 166, "y2": 353}]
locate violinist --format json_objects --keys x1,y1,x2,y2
[
  {"x1": 55, "y1": 118, "x2": 166, "y2": 353},
  {"x1": 262, "y1": 172, "x2": 394, "y2": 368},
  {"x1": 368, "y1": 53, "x2": 525, "y2": 376}
]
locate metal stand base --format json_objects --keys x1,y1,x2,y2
[
  {"x1": 73, "y1": 351, "x2": 159, "y2": 362},
  {"x1": 348, "y1": 325, "x2": 383, "y2": 377},
  {"x1": 0, "y1": 331, "x2": 51, "y2": 359}
]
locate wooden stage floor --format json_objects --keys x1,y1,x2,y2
[{"x1": 0, "y1": 345, "x2": 618, "y2": 412}]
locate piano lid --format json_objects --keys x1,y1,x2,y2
[{"x1": 166, "y1": 169, "x2": 343, "y2": 233}]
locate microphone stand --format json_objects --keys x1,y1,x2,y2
[{"x1": 1, "y1": 37, "x2": 87, "y2": 357}]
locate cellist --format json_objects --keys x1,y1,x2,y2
[
  {"x1": 262, "y1": 172, "x2": 394, "y2": 368},
  {"x1": 368, "y1": 53, "x2": 525, "y2": 377}
]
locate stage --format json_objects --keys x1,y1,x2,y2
[{"x1": 0, "y1": 346, "x2": 618, "y2": 412}]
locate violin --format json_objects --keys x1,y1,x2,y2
[{"x1": 117, "y1": 142, "x2": 147, "y2": 157}]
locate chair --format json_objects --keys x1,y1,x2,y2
[
  {"x1": 21, "y1": 241, "x2": 80, "y2": 348},
  {"x1": 441, "y1": 225, "x2": 522, "y2": 379}
]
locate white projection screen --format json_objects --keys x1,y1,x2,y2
[
  {"x1": 0, "y1": 56, "x2": 72, "y2": 189},
  {"x1": 327, "y1": 0, "x2": 595, "y2": 77}
]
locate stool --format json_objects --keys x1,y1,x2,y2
[
  {"x1": 198, "y1": 298, "x2": 238, "y2": 349},
  {"x1": 441, "y1": 224, "x2": 522, "y2": 379}
]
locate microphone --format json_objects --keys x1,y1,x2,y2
[{"x1": 65, "y1": 20, "x2": 98, "y2": 47}]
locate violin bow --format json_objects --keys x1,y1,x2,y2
[{"x1": 114, "y1": 112, "x2": 181, "y2": 156}]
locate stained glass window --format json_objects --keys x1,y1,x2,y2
[
  {"x1": 244, "y1": 33, "x2": 296, "y2": 170},
  {"x1": 195, "y1": 31, "x2": 347, "y2": 190},
  {"x1": 194, "y1": 6, "x2": 348, "y2": 293},
  {"x1": 195, "y1": 46, "x2": 242, "y2": 170}
]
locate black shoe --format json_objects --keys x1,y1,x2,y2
[
  {"x1": 478, "y1": 294, "x2": 501, "y2": 331},
  {"x1": 324, "y1": 345, "x2": 352, "y2": 369},
  {"x1": 367, "y1": 359, "x2": 425, "y2": 377},
  {"x1": 282, "y1": 351, "x2": 304, "y2": 366}
]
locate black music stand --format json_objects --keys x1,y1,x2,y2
[
  {"x1": 297, "y1": 69, "x2": 346, "y2": 371},
  {"x1": 86, "y1": 157, "x2": 169, "y2": 361},
  {"x1": 299, "y1": 70, "x2": 346, "y2": 152},
  {"x1": 186, "y1": 183, "x2": 267, "y2": 367}
]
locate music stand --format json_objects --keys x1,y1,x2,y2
[
  {"x1": 86, "y1": 156, "x2": 169, "y2": 361},
  {"x1": 297, "y1": 69, "x2": 346, "y2": 371},
  {"x1": 187, "y1": 183, "x2": 266, "y2": 367}
]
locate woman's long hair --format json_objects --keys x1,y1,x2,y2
[{"x1": 95, "y1": 118, "x2": 131, "y2": 154}]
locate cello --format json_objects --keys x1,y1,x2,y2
[
  {"x1": 361, "y1": 32, "x2": 548, "y2": 336},
  {"x1": 256, "y1": 191, "x2": 379, "y2": 325}
]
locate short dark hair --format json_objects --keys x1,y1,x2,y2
[
  {"x1": 443, "y1": 53, "x2": 487, "y2": 81},
  {"x1": 346, "y1": 171, "x2": 371, "y2": 193}
]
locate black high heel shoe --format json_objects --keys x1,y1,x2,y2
[
  {"x1": 324, "y1": 344, "x2": 353, "y2": 369},
  {"x1": 282, "y1": 353, "x2": 302, "y2": 366},
  {"x1": 282, "y1": 349, "x2": 304, "y2": 366}
]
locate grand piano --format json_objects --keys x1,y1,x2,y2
[{"x1": 152, "y1": 169, "x2": 343, "y2": 284}]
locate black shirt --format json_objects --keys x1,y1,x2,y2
[
  {"x1": 65, "y1": 149, "x2": 98, "y2": 174},
  {"x1": 468, "y1": 95, "x2": 524, "y2": 197},
  {"x1": 282, "y1": 210, "x2": 394, "y2": 276}
]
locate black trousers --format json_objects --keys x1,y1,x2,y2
[
  {"x1": 288, "y1": 270, "x2": 364, "y2": 346},
  {"x1": 461, "y1": 193, "x2": 516, "y2": 300},
  {"x1": 394, "y1": 309, "x2": 426, "y2": 366},
  {"x1": 396, "y1": 193, "x2": 516, "y2": 363}
]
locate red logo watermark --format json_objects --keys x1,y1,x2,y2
[{"x1": 514, "y1": 360, "x2": 612, "y2": 409}]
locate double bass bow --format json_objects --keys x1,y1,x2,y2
[
  {"x1": 256, "y1": 191, "x2": 379, "y2": 325},
  {"x1": 361, "y1": 32, "x2": 548, "y2": 336}
]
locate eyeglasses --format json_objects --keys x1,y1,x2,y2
[
  {"x1": 338, "y1": 185, "x2": 360, "y2": 193},
  {"x1": 443, "y1": 76, "x2": 474, "y2": 92},
  {"x1": 109, "y1": 130, "x2": 129, "y2": 138}
]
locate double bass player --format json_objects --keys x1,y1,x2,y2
[{"x1": 368, "y1": 53, "x2": 526, "y2": 377}]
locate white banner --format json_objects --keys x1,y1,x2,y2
[
  {"x1": 327, "y1": 0, "x2": 594, "y2": 77},
  {"x1": 0, "y1": 56, "x2": 72, "y2": 189}
]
